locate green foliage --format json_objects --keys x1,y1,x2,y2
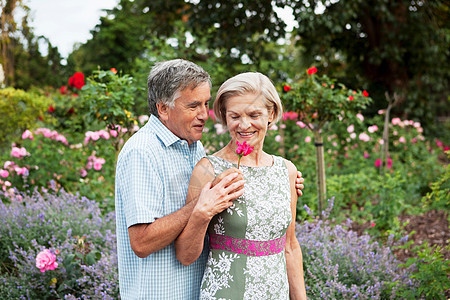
[
  {"x1": 289, "y1": 0, "x2": 449, "y2": 133},
  {"x1": 0, "y1": 87, "x2": 52, "y2": 148},
  {"x1": 81, "y1": 69, "x2": 137, "y2": 129},
  {"x1": 421, "y1": 152, "x2": 450, "y2": 211},
  {"x1": 393, "y1": 242, "x2": 450, "y2": 299},
  {"x1": 282, "y1": 72, "x2": 372, "y2": 129}
]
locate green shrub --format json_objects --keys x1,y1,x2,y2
[
  {"x1": 392, "y1": 242, "x2": 450, "y2": 299},
  {"x1": 0, "y1": 88, "x2": 52, "y2": 148}
]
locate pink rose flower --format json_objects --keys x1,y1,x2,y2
[
  {"x1": 296, "y1": 121, "x2": 306, "y2": 128},
  {"x1": 15, "y1": 167, "x2": 28, "y2": 176},
  {"x1": 0, "y1": 169, "x2": 9, "y2": 178},
  {"x1": 22, "y1": 129, "x2": 33, "y2": 140},
  {"x1": 36, "y1": 249, "x2": 58, "y2": 273},
  {"x1": 110, "y1": 130, "x2": 118, "y2": 138},
  {"x1": 305, "y1": 136, "x2": 311, "y2": 143},
  {"x1": 235, "y1": 141, "x2": 254, "y2": 169},
  {"x1": 11, "y1": 147, "x2": 27, "y2": 158},
  {"x1": 374, "y1": 159, "x2": 382, "y2": 168}
]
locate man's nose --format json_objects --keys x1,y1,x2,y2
[{"x1": 197, "y1": 105, "x2": 208, "y2": 120}]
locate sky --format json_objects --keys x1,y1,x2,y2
[{"x1": 27, "y1": 0, "x2": 118, "y2": 58}]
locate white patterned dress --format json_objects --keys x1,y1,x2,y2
[{"x1": 200, "y1": 155, "x2": 292, "y2": 300}]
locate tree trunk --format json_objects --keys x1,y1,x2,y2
[{"x1": 314, "y1": 130, "x2": 326, "y2": 215}]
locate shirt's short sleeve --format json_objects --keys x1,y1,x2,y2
[{"x1": 116, "y1": 148, "x2": 164, "y2": 227}]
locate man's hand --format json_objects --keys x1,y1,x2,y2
[
  {"x1": 211, "y1": 167, "x2": 244, "y2": 190},
  {"x1": 194, "y1": 171, "x2": 245, "y2": 221},
  {"x1": 295, "y1": 171, "x2": 305, "y2": 197}
]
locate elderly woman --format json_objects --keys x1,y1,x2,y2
[{"x1": 175, "y1": 72, "x2": 307, "y2": 299}]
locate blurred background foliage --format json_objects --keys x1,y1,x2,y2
[{"x1": 1, "y1": 0, "x2": 448, "y2": 136}]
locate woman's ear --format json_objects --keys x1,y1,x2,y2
[
  {"x1": 156, "y1": 102, "x2": 169, "y2": 121},
  {"x1": 268, "y1": 109, "x2": 275, "y2": 124}
]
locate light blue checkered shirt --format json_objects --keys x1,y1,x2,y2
[{"x1": 115, "y1": 115, "x2": 208, "y2": 299}]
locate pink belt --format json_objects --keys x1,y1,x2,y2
[{"x1": 209, "y1": 233, "x2": 286, "y2": 256}]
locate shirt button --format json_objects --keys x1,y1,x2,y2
[
  {"x1": 185, "y1": 155, "x2": 189, "y2": 159},
  {"x1": 180, "y1": 141, "x2": 185, "y2": 145}
]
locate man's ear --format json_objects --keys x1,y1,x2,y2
[{"x1": 156, "y1": 102, "x2": 169, "y2": 121}]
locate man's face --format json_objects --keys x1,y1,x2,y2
[{"x1": 158, "y1": 82, "x2": 211, "y2": 145}]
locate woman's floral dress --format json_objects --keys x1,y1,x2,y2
[{"x1": 200, "y1": 155, "x2": 292, "y2": 300}]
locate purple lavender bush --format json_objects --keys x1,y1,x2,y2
[
  {"x1": 0, "y1": 184, "x2": 118, "y2": 299},
  {"x1": 297, "y1": 198, "x2": 416, "y2": 299}
]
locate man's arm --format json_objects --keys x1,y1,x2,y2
[{"x1": 128, "y1": 200, "x2": 196, "y2": 258}]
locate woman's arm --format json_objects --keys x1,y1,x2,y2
[
  {"x1": 175, "y1": 158, "x2": 244, "y2": 266},
  {"x1": 285, "y1": 159, "x2": 307, "y2": 300}
]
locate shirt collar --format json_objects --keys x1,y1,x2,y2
[{"x1": 147, "y1": 114, "x2": 198, "y2": 148}]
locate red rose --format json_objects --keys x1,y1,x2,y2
[
  {"x1": 307, "y1": 67, "x2": 317, "y2": 75},
  {"x1": 67, "y1": 107, "x2": 75, "y2": 114},
  {"x1": 348, "y1": 96, "x2": 354, "y2": 101},
  {"x1": 60, "y1": 86, "x2": 68, "y2": 95},
  {"x1": 283, "y1": 85, "x2": 291, "y2": 92},
  {"x1": 68, "y1": 72, "x2": 85, "y2": 90},
  {"x1": 363, "y1": 90, "x2": 369, "y2": 97},
  {"x1": 48, "y1": 105, "x2": 55, "y2": 113},
  {"x1": 110, "y1": 68, "x2": 118, "y2": 74}
]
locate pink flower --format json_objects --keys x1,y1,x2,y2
[
  {"x1": 236, "y1": 141, "x2": 254, "y2": 169},
  {"x1": 359, "y1": 132, "x2": 370, "y2": 142},
  {"x1": 356, "y1": 113, "x2": 364, "y2": 122},
  {"x1": 275, "y1": 135, "x2": 282, "y2": 142},
  {"x1": 399, "y1": 136, "x2": 406, "y2": 143},
  {"x1": 411, "y1": 137, "x2": 418, "y2": 144},
  {"x1": 93, "y1": 162, "x2": 103, "y2": 171},
  {"x1": 296, "y1": 121, "x2": 306, "y2": 128},
  {"x1": 392, "y1": 117, "x2": 401, "y2": 125},
  {"x1": 370, "y1": 222, "x2": 375, "y2": 227},
  {"x1": 444, "y1": 146, "x2": 449, "y2": 152},
  {"x1": 282, "y1": 111, "x2": 298, "y2": 121},
  {"x1": 363, "y1": 152, "x2": 370, "y2": 159},
  {"x1": 22, "y1": 130, "x2": 33, "y2": 140},
  {"x1": 305, "y1": 136, "x2": 311, "y2": 143},
  {"x1": 11, "y1": 147, "x2": 27, "y2": 158},
  {"x1": 374, "y1": 159, "x2": 382, "y2": 168},
  {"x1": 436, "y1": 139, "x2": 443, "y2": 148},
  {"x1": 98, "y1": 130, "x2": 110, "y2": 140},
  {"x1": 387, "y1": 158, "x2": 393, "y2": 169},
  {"x1": 110, "y1": 68, "x2": 118, "y2": 74},
  {"x1": 0, "y1": 169, "x2": 9, "y2": 178},
  {"x1": 307, "y1": 67, "x2": 317, "y2": 75},
  {"x1": 110, "y1": 130, "x2": 118, "y2": 138},
  {"x1": 36, "y1": 249, "x2": 58, "y2": 273},
  {"x1": 15, "y1": 167, "x2": 28, "y2": 176},
  {"x1": 80, "y1": 169, "x2": 88, "y2": 178},
  {"x1": 138, "y1": 115, "x2": 150, "y2": 125},
  {"x1": 368, "y1": 125, "x2": 378, "y2": 133},
  {"x1": 347, "y1": 125, "x2": 354, "y2": 133}
]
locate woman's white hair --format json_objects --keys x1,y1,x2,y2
[{"x1": 213, "y1": 72, "x2": 283, "y2": 126}]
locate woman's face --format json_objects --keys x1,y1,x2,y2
[{"x1": 225, "y1": 92, "x2": 273, "y2": 149}]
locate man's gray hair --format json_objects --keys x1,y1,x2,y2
[{"x1": 147, "y1": 59, "x2": 211, "y2": 117}]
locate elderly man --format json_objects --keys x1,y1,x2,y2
[{"x1": 115, "y1": 59, "x2": 304, "y2": 299}]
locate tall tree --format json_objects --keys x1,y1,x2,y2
[
  {"x1": 287, "y1": 0, "x2": 449, "y2": 130},
  {"x1": 1, "y1": 0, "x2": 21, "y2": 86}
]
